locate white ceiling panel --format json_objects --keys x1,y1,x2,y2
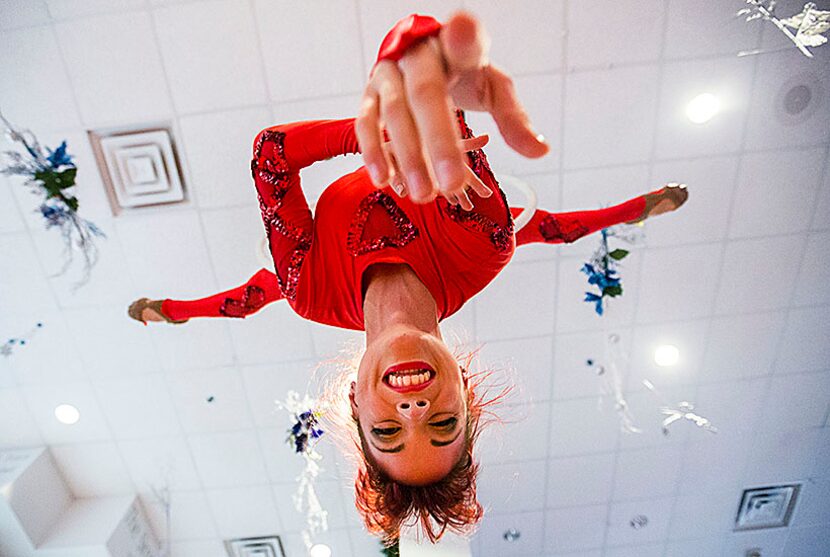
[
  {"x1": 612, "y1": 446, "x2": 684, "y2": 502},
  {"x1": 544, "y1": 504, "x2": 607, "y2": 554},
  {"x1": 187, "y1": 430, "x2": 270, "y2": 488},
  {"x1": 477, "y1": 510, "x2": 544, "y2": 556},
  {"x1": 22, "y1": 379, "x2": 113, "y2": 444},
  {"x1": 792, "y1": 232, "x2": 830, "y2": 306},
  {"x1": 0, "y1": 0, "x2": 51, "y2": 30},
  {"x1": 548, "y1": 397, "x2": 621, "y2": 457},
  {"x1": 152, "y1": 0, "x2": 268, "y2": 114},
  {"x1": 149, "y1": 318, "x2": 236, "y2": 373},
  {"x1": 664, "y1": 536, "x2": 725, "y2": 557},
  {"x1": 783, "y1": 525, "x2": 830, "y2": 557},
  {"x1": 168, "y1": 539, "x2": 227, "y2": 557},
  {"x1": 141, "y1": 490, "x2": 218, "y2": 541},
  {"x1": 564, "y1": 66, "x2": 658, "y2": 170},
  {"x1": 604, "y1": 542, "x2": 664, "y2": 557},
  {"x1": 44, "y1": 0, "x2": 146, "y2": 20},
  {"x1": 92, "y1": 373, "x2": 182, "y2": 439},
  {"x1": 165, "y1": 366, "x2": 254, "y2": 434},
  {"x1": 0, "y1": 176, "x2": 26, "y2": 234},
  {"x1": 663, "y1": 0, "x2": 762, "y2": 60},
  {"x1": 605, "y1": 496, "x2": 673, "y2": 547},
  {"x1": 721, "y1": 526, "x2": 789, "y2": 557},
  {"x1": 693, "y1": 377, "x2": 768, "y2": 442},
  {"x1": 226, "y1": 302, "x2": 316, "y2": 364},
  {"x1": 116, "y1": 435, "x2": 203, "y2": 495},
  {"x1": 241, "y1": 360, "x2": 318, "y2": 429},
  {"x1": 742, "y1": 426, "x2": 825, "y2": 487},
  {"x1": 775, "y1": 306, "x2": 830, "y2": 374},
  {"x1": 552, "y1": 329, "x2": 633, "y2": 401},
  {"x1": 700, "y1": 311, "x2": 787, "y2": 383},
  {"x1": 667, "y1": 492, "x2": 735, "y2": 541},
  {"x1": 201, "y1": 205, "x2": 268, "y2": 288},
  {"x1": 677, "y1": 436, "x2": 752, "y2": 498},
  {"x1": 254, "y1": 0, "x2": 365, "y2": 102},
  {"x1": 758, "y1": 371, "x2": 830, "y2": 433},
  {"x1": 547, "y1": 452, "x2": 615, "y2": 508},
  {"x1": 205, "y1": 485, "x2": 283, "y2": 539},
  {"x1": 272, "y1": 480, "x2": 349, "y2": 531},
  {"x1": 0, "y1": 387, "x2": 44, "y2": 448},
  {"x1": 615, "y1": 388, "x2": 694, "y2": 451},
  {"x1": 478, "y1": 459, "x2": 547, "y2": 514},
  {"x1": 475, "y1": 400, "x2": 551, "y2": 464},
  {"x1": 477, "y1": 335, "x2": 554, "y2": 403},
  {"x1": 626, "y1": 320, "x2": 708, "y2": 393},
  {"x1": 53, "y1": 11, "x2": 173, "y2": 127},
  {"x1": 50, "y1": 441, "x2": 134, "y2": 497}
]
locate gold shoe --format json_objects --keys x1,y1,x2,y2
[
  {"x1": 127, "y1": 298, "x2": 188, "y2": 325},
  {"x1": 626, "y1": 183, "x2": 689, "y2": 224}
]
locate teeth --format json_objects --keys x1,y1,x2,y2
[
  {"x1": 388, "y1": 370, "x2": 432, "y2": 387},
  {"x1": 403, "y1": 375, "x2": 412, "y2": 386}
]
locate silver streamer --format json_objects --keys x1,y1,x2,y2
[
  {"x1": 641, "y1": 379, "x2": 718, "y2": 436},
  {"x1": 738, "y1": 1, "x2": 830, "y2": 58}
]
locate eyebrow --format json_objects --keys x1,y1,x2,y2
[{"x1": 370, "y1": 428, "x2": 463, "y2": 453}]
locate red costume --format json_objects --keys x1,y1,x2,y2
[{"x1": 160, "y1": 15, "x2": 647, "y2": 330}]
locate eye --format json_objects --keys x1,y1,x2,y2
[
  {"x1": 371, "y1": 426, "x2": 401, "y2": 438},
  {"x1": 430, "y1": 416, "x2": 458, "y2": 429}
]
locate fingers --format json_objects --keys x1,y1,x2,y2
[
  {"x1": 356, "y1": 90, "x2": 391, "y2": 187},
  {"x1": 485, "y1": 63, "x2": 550, "y2": 159},
  {"x1": 439, "y1": 10, "x2": 490, "y2": 74},
  {"x1": 398, "y1": 38, "x2": 467, "y2": 200},
  {"x1": 460, "y1": 134, "x2": 489, "y2": 152}
]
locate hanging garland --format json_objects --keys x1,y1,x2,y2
[
  {"x1": 581, "y1": 225, "x2": 642, "y2": 316},
  {"x1": 738, "y1": 1, "x2": 829, "y2": 58},
  {"x1": 1, "y1": 322, "x2": 44, "y2": 357},
  {"x1": 0, "y1": 110, "x2": 105, "y2": 290}
]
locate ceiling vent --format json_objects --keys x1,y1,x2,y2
[
  {"x1": 775, "y1": 72, "x2": 824, "y2": 126},
  {"x1": 224, "y1": 536, "x2": 286, "y2": 557},
  {"x1": 88, "y1": 124, "x2": 187, "y2": 215},
  {"x1": 734, "y1": 484, "x2": 800, "y2": 531}
]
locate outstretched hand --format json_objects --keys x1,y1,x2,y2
[{"x1": 357, "y1": 11, "x2": 549, "y2": 206}]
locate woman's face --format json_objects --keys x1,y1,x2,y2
[{"x1": 351, "y1": 325, "x2": 467, "y2": 486}]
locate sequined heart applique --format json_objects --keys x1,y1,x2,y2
[
  {"x1": 219, "y1": 285, "x2": 267, "y2": 318},
  {"x1": 346, "y1": 191, "x2": 419, "y2": 256},
  {"x1": 539, "y1": 214, "x2": 589, "y2": 244}
]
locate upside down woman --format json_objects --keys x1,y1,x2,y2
[{"x1": 128, "y1": 12, "x2": 687, "y2": 544}]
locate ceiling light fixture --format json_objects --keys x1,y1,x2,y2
[
  {"x1": 309, "y1": 544, "x2": 332, "y2": 557},
  {"x1": 685, "y1": 92, "x2": 720, "y2": 124},
  {"x1": 503, "y1": 528, "x2": 521, "y2": 542},
  {"x1": 54, "y1": 404, "x2": 80, "y2": 425},
  {"x1": 654, "y1": 344, "x2": 680, "y2": 367}
]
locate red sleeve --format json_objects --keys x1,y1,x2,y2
[
  {"x1": 161, "y1": 268, "x2": 282, "y2": 320},
  {"x1": 373, "y1": 14, "x2": 442, "y2": 70},
  {"x1": 255, "y1": 118, "x2": 361, "y2": 174}
]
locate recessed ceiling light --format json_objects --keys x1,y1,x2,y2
[
  {"x1": 654, "y1": 344, "x2": 680, "y2": 367},
  {"x1": 686, "y1": 93, "x2": 720, "y2": 124},
  {"x1": 54, "y1": 404, "x2": 80, "y2": 425},
  {"x1": 309, "y1": 544, "x2": 331, "y2": 557}
]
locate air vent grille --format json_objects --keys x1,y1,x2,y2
[
  {"x1": 734, "y1": 484, "x2": 800, "y2": 531},
  {"x1": 224, "y1": 536, "x2": 285, "y2": 557}
]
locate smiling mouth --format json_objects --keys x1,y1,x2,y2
[{"x1": 383, "y1": 360, "x2": 436, "y2": 393}]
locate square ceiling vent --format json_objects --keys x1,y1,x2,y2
[
  {"x1": 224, "y1": 536, "x2": 285, "y2": 557},
  {"x1": 734, "y1": 484, "x2": 801, "y2": 531},
  {"x1": 88, "y1": 125, "x2": 186, "y2": 214}
]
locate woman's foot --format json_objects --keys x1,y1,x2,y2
[
  {"x1": 128, "y1": 298, "x2": 188, "y2": 325},
  {"x1": 626, "y1": 183, "x2": 688, "y2": 224}
]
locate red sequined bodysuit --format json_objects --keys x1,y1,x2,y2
[{"x1": 159, "y1": 14, "x2": 648, "y2": 330}]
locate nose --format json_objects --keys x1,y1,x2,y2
[{"x1": 396, "y1": 399, "x2": 430, "y2": 420}]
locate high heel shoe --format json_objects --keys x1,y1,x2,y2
[
  {"x1": 127, "y1": 298, "x2": 188, "y2": 325},
  {"x1": 626, "y1": 183, "x2": 689, "y2": 224}
]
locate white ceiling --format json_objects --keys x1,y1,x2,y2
[{"x1": 1, "y1": 0, "x2": 829, "y2": 556}]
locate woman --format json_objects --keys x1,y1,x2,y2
[{"x1": 128, "y1": 13, "x2": 688, "y2": 543}]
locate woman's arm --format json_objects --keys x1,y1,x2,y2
[{"x1": 161, "y1": 268, "x2": 282, "y2": 320}]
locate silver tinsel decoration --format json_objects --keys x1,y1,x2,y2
[{"x1": 738, "y1": 1, "x2": 830, "y2": 58}]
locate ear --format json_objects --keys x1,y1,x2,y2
[{"x1": 349, "y1": 381, "x2": 358, "y2": 419}]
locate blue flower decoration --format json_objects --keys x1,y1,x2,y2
[{"x1": 46, "y1": 141, "x2": 74, "y2": 169}]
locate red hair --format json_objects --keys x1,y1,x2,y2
[{"x1": 320, "y1": 346, "x2": 510, "y2": 545}]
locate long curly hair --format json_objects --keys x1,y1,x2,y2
[{"x1": 318, "y1": 342, "x2": 511, "y2": 545}]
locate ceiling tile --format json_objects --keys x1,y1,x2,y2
[
  {"x1": 466, "y1": 74, "x2": 562, "y2": 174},
  {"x1": 241, "y1": 360, "x2": 318, "y2": 429},
  {"x1": 23, "y1": 379, "x2": 113, "y2": 444},
  {"x1": 729, "y1": 147, "x2": 825, "y2": 239},
  {"x1": 813, "y1": 162, "x2": 830, "y2": 231},
  {"x1": 758, "y1": 371, "x2": 830, "y2": 433},
  {"x1": 142, "y1": 490, "x2": 218, "y2": 541},
  {"x1": 226, "y1": 302, "x2": 316, "y2": 364},
  {"x1": 612, "y1": 446, "x2": 684, "y2": 502},
  {"x1": 281, "y1": 527, "x2": 353, "y2": 557},
  {"x1": 0, "y1": 0, "x2": 51, "y2": 30},
  {"x1": 205, "y1": 485, "x2": 282, "y2": 539},
  {"x1": 475, "y1": 259, "x2": 556, "y2": 341},
  {"x1": 0, "y1": 26, "x2": 81, "y2": 132},
  {"x1": 636, "y1": 243, "x2": 721, "y2": 323},
  {"x1": 811, "y1": 427, "x2": 830, "y2": 478},
  {"x1": 54, "y1": 11, "x2": 173, "y2": 127},
  {"x1": 552, "y1": 329, "x2": 633, "y2": 401},
  {"x1": 667, "y1": 492, "x2": 735, "y2": 541},
  {"x1": 664, "y1": 536, "x2": 725, "y2": 557},
  {"x1": 714, "y1": 236, "x2": 805, "y2": 315},
  {"x1": 165, "y1": 367, "x2": 254, "y2": 434},
  {"x1": 149, "y1": 319, "x2": 235, "y2": 373},
  {"x1": 63, "y1": 306, "x2": 161, "y2": 379},
  {"x1": 273, "y1": 480, "x2": 349, "y2": 531},
  {"x1": 0, "y1": 387, "x2": 44, "y2": 448},
  {"x1": 116, "y1": 209, "x2": 218, "y2": 300},
  {"x1": 152, "y1": 0, "x2": 267, "y2": 113},
  {"x1": 50, "y1": 441, "x2": 134, "y2": 497},
  {"x1": 476, "y1": 510, "x2": 544, "y2": 556},
  {"x1": 566, "y1": 0, "x2": 664, "y2": 70},
  {"x1": 677, "y1": 436, "x2": 752, "y2": 498},
  {"x1": 700, "y1": 311, "x2": 787, "y2": 383},
  {"x1": 648, "y1": 156, "x2": 739, "y2": 247},
  {"x1": 789, "y1": 476, "x2": 830, "y2": 528},
  {"x1": 614, "y1": 387, "x2": 694, "y2": 451},
  {"x1": 547, "y1": 452, "x2": 615, "y2": 508},
  {"x1": 187, "y1": 430, "x2": 269, "y2": 488},
  {"x1": 744, "y1": 49, "x2": 830, "y2": 151},
  {"x1": 477, "y1": 335, "x2": 553, "y2": 403},
  {"x1": 168, "y1": 539, "x2": 227, "y2": 557},
  {"x1": 549, "y1": 397, "x2": 620, "y2": 457},
  {"x1": 742, "y1": 426, "x2": 824, "y2": 487},
  {"x1": 605, "y1": 496, "x2": 673, "y2": 547},
  {"x1": 257, "y1": 427, "x2": 342, "y2": 485},
  {"x1": 693, "y1": 377, "x2": 768, "y2": 443},
  {"x1": 201, "y1": 206, "x2": 269, "y2": 289},
  {"x1": 544, "y1": 504, "x2": 606, "y2": 554},
  {"x1": 476, "y1": 400, "x2": 551, "y2": 464},
  {"x1": 116, "y1": 436, "x2": 202, "y2": 495},
  {"x1": 45, "y1": 0, "x2": 146, "y2": 19},
  {"x1": 93, "y1": 373, "x2": 182, "y2": 439},
  {"x1": 478, "y1": 459, "x2": 547, "y2": 514},
  {"x1": 467, "y1": 0, "x2": 564, "y2": 74},
  {"x1": 4, "y1": 310, "x2": 87, "y2": 386},
  {"x1": 556, "y1": 253, "x2": 641, "y2": 333},
  {"x1": 0, "y1": 178, "x2": 25, "y2": 234},
  {"x1": 254, "y1": 0, "x2": 364, "y2": 102},
  {"x1": 655, "y1": 56, "x2": 755, "y2": 160},
  {"x1": 603, "y1": 542, "x2": 664, "y2": 557},
  {"x1": 792, "y1": 232, "x2": 830, "y2": 306},
  {"x1": 626, "y1": 320, "x2": 708, "y2": 394},
  {"x1": 721, "y1": 527, "x2": 788, "y2": 557},
  {"x1": 775, "y1": 306, "x2": 830, "y2": 374},
  {"x1": 784, "y1": 525, "x2": 830, "y2": 557},
  {"x1": 178, "y1": 107, "x2": 271, "y2": 210},
  {"x1": 564, "y1": 66, "x2": 658, "y2": 170},
  {"x1": 664, "y1": 0, "x2": 762, "y2": 60},
  {"x1": 0, "y1": 233, "x2": 59, "y2": 316}
]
